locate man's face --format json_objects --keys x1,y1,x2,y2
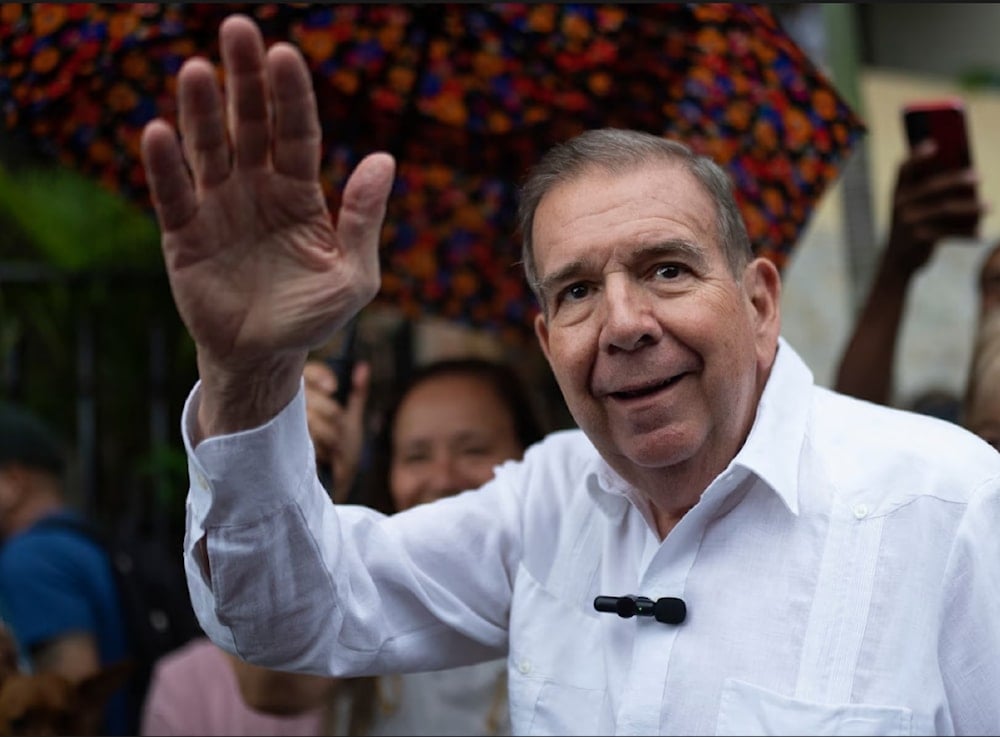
[{"x1": 532, "y1": 161, "x2": 780, "y2": 487}]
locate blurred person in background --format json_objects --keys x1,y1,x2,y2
[
  {"x1": 976, "y1": 239, "x2": 1000, "y2": 317},
  {"x1": 961, "y1": 308, "x2": 1000, "y2": 450},
  {"x1": 304, "y1": 358, "x2": 372, "y2": 504},
  {"x1": 834, "y1": 137, "x2": 988, "y2": 413},
  {"x1": 0, "y1": 402, "x2": 130, "y2": 735},
  {"x1": 140, "y1": 635, "x2": 337, "y2": 736}
]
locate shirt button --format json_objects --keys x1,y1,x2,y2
[
  {"x1": 517, "y1": 659, "x2": 532, "y2": 675},
  {"x1": 853, "y1": 503, "x2": 869, "y2": 519}
]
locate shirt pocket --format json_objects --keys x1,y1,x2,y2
[
  {"x1": 508, "y1": 563, "x2": 613, "y2": 736},
  {"x1": 716, "y1": 678, "x2": 913, "y2": 736}
]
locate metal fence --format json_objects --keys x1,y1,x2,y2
[{"x1": 1, "y1": 261, "x2": 195, "y2": 545}]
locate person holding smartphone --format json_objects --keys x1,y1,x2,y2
[
  {"x1": 304, "y1": 357, "x2": 372, "y2": 503},
  {"x1": 834, "y1": 101, "x2": 988, "y2": 408}
]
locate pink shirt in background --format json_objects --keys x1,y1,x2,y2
[{"x1": 140, "y1": 637, "x2": 326, "y2": 736}]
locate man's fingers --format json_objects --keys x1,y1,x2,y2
[
  {"x1": 269, "y1": 43, "x2": 322, "y2": 181},
  {"x1": 140, "y1": 119, "x2": 197, "y2": 233},
  {"x1": 177, "y1": 58, "x2": 231, "y2": 190},
  {"x1": 337, "y1": 153, "x2": 396, "y2": 272},
  {"x1": 219, "y1": 15, "x2": 271, "y2": 170}
]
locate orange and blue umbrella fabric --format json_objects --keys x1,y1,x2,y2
[{"x1": 0, "y1": 3, "x2": 866, "y2": 340}]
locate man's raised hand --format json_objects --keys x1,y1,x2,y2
[{"x1": 139, "y1": 15, "x2": 395, "y2": 437}]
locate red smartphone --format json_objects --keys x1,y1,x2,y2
[{"x1": 902, "y1": 98, "x2": 973, "y2": 172}]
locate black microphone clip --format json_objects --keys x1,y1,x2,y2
[{"x1": 593, "y1": 594, "x2": 686, "y2": 625}]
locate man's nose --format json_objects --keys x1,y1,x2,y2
[{"x1": 599, "y1": 277, "x2": 663, "y2": 352}]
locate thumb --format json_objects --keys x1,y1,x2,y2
[
  {"x1": 338, "y1": 152, "x2": 396, "y2": 270},
  {"x1": 346, "y1": 361, "x2": 372, "y2": 422}
]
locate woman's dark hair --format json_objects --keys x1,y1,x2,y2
[{"x1": 361, "y1": 357, "x2": 546, "y2": 515}]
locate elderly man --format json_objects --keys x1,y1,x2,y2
[{"x1": 142, "y1": 15, "x2": 999, "y2": 735}]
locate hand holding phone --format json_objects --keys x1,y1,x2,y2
[
  {"x1": 902, "y1": 98, "x2": 973, "y2": 173},
  {"x1": 892, "y1": 98, "x2": 982, "y2": 254}
]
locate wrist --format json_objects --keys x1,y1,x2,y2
[
  {"x1": 872, "y1": 255, "x2": 917, "y2": 294},
  {"x1": 195, "y1": 350, "x2": 307, "y2": 442},
  {"x1": 880, "y1": 231, "x2": 933, "y2": 283}
]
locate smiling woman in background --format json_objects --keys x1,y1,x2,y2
[{"x1": 336, "y1": 356, "x2": 546, "y2": 735}]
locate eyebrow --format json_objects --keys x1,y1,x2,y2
[{"x1": 536, "y1": 239, "x2": 709, "y2": 298}]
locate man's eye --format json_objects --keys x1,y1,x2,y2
[
  {"x1": 654, "y1": 263, "x2": 684, "y2": 279},
  {"x1": 562, "y1": 283, "x2": 590, "y2": 302}
]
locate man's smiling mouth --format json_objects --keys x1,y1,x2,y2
[{"x1": 609, "y1": 372, "x2": 687, "y2": 400}]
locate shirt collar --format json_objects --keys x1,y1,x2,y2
[
  {"x1": 728, "y1": 337, "x2": 814, "y2": 515},
  {"x1": 590, "y1": 337, "x2": 814, "y2": 517}
]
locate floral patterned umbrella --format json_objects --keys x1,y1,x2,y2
[{"x1": 0, "y1": 3, "x2": 865, "y2": 340}]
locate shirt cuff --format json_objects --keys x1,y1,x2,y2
[{"x1": 181, "y1": 377, "x2": 318, "y2": 528}]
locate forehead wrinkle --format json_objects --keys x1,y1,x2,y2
[{"x1": 629, "y1": 240, "x2": 709, "y2": 270}]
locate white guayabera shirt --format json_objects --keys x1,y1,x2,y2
[{"x1": 182, "y1": 338, "x2": 1000, "y2": 736}]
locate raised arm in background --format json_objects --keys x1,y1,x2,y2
[{"x1": 834, "y1": 139, "x2": 984, "y2": 405}]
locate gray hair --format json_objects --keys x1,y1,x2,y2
[{"x1": 517, "y1": 128, "x2": 753, "y2": 304}]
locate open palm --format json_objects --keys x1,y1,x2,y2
[{"x1": 141, "y1": 15, "x2": 394, "y2": 373}]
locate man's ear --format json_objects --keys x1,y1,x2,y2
[
  {"x1": 743, "y1": 257, "x2": 782, "y2": 368},
  {"x1": 534, "y1": 312, "x2": 552, "y2": 365}
]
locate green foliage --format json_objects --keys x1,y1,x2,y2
[
  {"x1": 135, "y1": 443, "x2": 190, "y2": 516},
  {"x1": 0, "y1": 160, "x2": 195, "y2": 538},
  {"x1": 958, "y1": 67, "x2": 1000, "y2": 92},
  {"x1": 0, "y1": 162, "x2": 160, "y2": 270}
]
